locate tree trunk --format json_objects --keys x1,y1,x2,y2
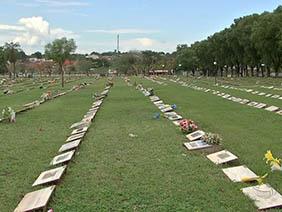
[
  {"x1": 60, "y1": 64, "x2": 64, "y2": 87},
  {"x1": 220, "y1": 67, "x2": 223, "y2": 77},
  {"x1": 13, "y1": 62, "x2": 16, "y2": 79},
  {"x1": 245, "y1": 65, "x2": 249, "y2": 77},
  {"x1": 250, "y1": 66, "x2": 254, "y2": 77},
  {"x1": 266, "y1": 66, "x2": 271, "y2": 77},
  {"x1": 261, "y1": 67, "x2": 264, "y2": 77}
]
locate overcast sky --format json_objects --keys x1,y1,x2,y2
[{"x1": 0, "y1": 0, "x2": 280, "y2": 54}]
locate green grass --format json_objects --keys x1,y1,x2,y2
[
  {"x1": 1, "y1": 76, "x2": 282, "y2": 211},
  {"x1": 0, "y1": 78, "x2": 105, "y2": 211}
]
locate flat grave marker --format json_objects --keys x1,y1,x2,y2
[
  {"x1": 276, "y1": 110, "x2": 282, "y2": 115},
  {"x1": 161, "y1": 107, "x2": 173, "y2": 113},
  {"x1": 222, "y1": 165, "x2": 258, "y2": 182},
  {"x1": 207, "y1": 150, "x2": 238, "y2": 165},
  {"x1": 59, "y1": 139, "x2": 81, "y2": 152},
  {"x1": 247, "y1": 102, "x2": 259, "y2": 107},
  {"x1": 50, "y1": 150, "x2": 75, "y2": 166},
  {"x1": 66, "y1": 132, "x2": 85, "y2": 142},
  {"x1": 255, "y1": 103, "x2": 267, "y2": 109},
  {"x1": 32, "y1": 166, "x2": 67, "y2": 187},
  {"x1": 183, "y1": 140, "x2": 211, "y2": 150},
  {"x1": 172, "y1": 120, "x2": 182, "y2": 126},
  {"x1": 70, "y1": 121, "x2": 90, "y2": 129},
  {"x1": 186, "y1": 130, "x2": 205, "y2": 141},
  {"x1": 149, "y1": 96, "x2": 160, "y2": 102},
  {"x1": 265, "y1": 94, "x2": 272, "y2": 97},
  {"x1": 14, "y1": 186, "x2": 56, "y2": 212},
  {"x1": 241, "y1": 184, "x2": 282, "y2": 210},
  {"x1": 265, "y1": 106, "x2": 280, "y2": 112},
  {"x1": 71, "y1": 127, "x2": 88, "y2": 135}
]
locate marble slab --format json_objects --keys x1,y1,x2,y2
[
  {"x1": 222, "y1": 165, "x2": 258, "y2": 182},
  {"x1": 71, "y1": 127, "x2": 88, "y2": 135},
  {"x1": 59, "y1": 139, "x2": 81, "y2": 152},
  {"x1": 255, "y1": 103, "x2": 267, "y2": 109},
  {"x1": 70, "y1": 121, "x2": 90, "y2": 129},
  {"x1": 265, "y1": 106, "x2": 280, "y2": 112},
  {"x1": 32, "y1": 166, "x2": 67, "y2": 186},
  {"x1": 50, "y1": 150, "x2": 75, "y2": 166},
  {"x1": 149, "y1": 96, "x2": 160, "y2": 102},
  {"x1": 207, "y1": 150, "x2": 238, "y2": 165},
  {"x1": 172, "y1": 120, "x2": 182, "y2": 126},
  {"x1": 186, "y1": 130, "x2": 205, "y2": 141},
  {"x1": 66, "y1": 132, "x2": 85, "y2": 142},
  {"x1": 241, "y1": 184, "x2": 282, "y2": 210},
  {"x1": 14, "y1": 186, "x2": 56, "y2": 212},
  {"x1": 161, "y1": 107, "x2": 173, "y2": 113},
  {"x1": 276, "y1": 110, "x2": 282, "y2": 115},
  {"x1": 247, "y1": 102, "x2": 259, "y2": 107},
  {"x1": 183, "y1": 140, "x2": 211, "y2": 150}
]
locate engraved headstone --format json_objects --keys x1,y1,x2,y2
[
  {"x1": 66, "y1": 132, "x2": 85, "y2": 142},
  {"x1": 14, "y1": 186, "x2": 56, "y2": 212},
  {"x1": 50, "y1": 150, "x2": 75, "y2": 165},
  {"x1": 207, "y1": 150, "x2": 238, "y2": 165},
  {"x1": 183, "y1": 140, "x2": 211, "y2": 150},
  {"x1": 186, "y1": 130, "x2": 205, "y2": 141},
  {"x1": 32, "y1": 166, "x2": 67, "y2": 186},
  {"x1": 59, "y1": 139, "x2": 81, "y2": 152},
  {"x1": 241, "y1": 184, "x2": 282, "y2": 210},
  {"x1": 222, "y1": 165, "x2": 258, "y2": 182}
]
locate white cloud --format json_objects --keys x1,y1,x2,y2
[
  {"x1": 35, "y1": 0, "x2": 89, "y2": 7},
  {"x1": 0, "y1": 16, "x2": 76, "y2": 53},
  {"x1": 86, "y1": 28, "x2": 159, "y2": 34}
]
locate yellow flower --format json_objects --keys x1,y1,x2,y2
[
  {"x1": 264, "y1": 150, "x2": 280, "y2": 166},
  {"x1": 256, "y1": 173, "x2": 268, "y2": 185}
]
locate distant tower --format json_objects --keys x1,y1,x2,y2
[{"x1": 117, "y1": 34, "x2": 120, "y2": 53}]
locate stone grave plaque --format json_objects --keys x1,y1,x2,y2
[
  {"x1": 265, "y1": 94, "x2": 272, "y2": 97},
  {"x1": 172, "y1": 120, "x2": 182, "y2": 126},
  {"x1": 14, "y1": 186, "x2": 56, "y2": 212},
  {"x1": 50, "y1": 150, "x2": 75, "y2": 166},
  {"x1": 158, "y1": 104, "x2": 170, "y2": 110},
  {"x1": 32, "y1": 166, "x2": 67, "y2": 186},
  {"x1": 207, "y1": 150, "x2": 238, "y2": 165},
  {"x1": 154, "y1": 100, "x2": 163, "y2": 105},
  {"x1": 241, "y1": 184, "x2": 282, "y2": 210},
  {"x1": 247, "y1": 102, "x2": 259, "y2": 107},
  {"x1": 161, "y1": 107, "x2": 173, "y2": 113},
  {"x1": 276, "y1": 110, "x2": 282, "y2": 115},
  {"x1": 66, "y1": 132, "x2": 85, "y2": 142},
  {"x1": 240, "y1": 99, "x2": 250, "y2": 104},
  {"x1": 279, "y1": 97, "x2": 282, "y2": 100},
  {"x1": 258, "y1": 92, "x2": 266, "y2": 96},
  {"x1": 223, "y1": 94, "x2": 231, "y2": 99},
  {"x1": 255, "y1": 103, "x2": 267, "y2": 109},
  {"x1": 252, "y1": 91, "x2": 259, "y2": 94},
  {"x1": 101, "y1": 90, "x2": 109, "y2": 96},
  {"x1": 59, "y1": 139, "x2": 81, "y2": 152},
  {"x1": 167, "y1": 114, "x2": 182, "y2": 121},
  {"x1": 222, "y1": 165, "x2": 258, "y2": 182},
  {"x1": 271, "y1": 95, "x2": 280, "y2": 99},
  {"x1": 186, "y1": 130, "x2": 205, "y2": 141},
  {"x1": 217, "y1": 93, "x2": 225, "y2": 97},
  {"x1": 70, "y1": 121, "x2": 90, "y2": 129},
  {"x1": 92, "y1": 100, "x2": 102, "y2": 108},
  {"x1": 183, "y1": 140, "x2": 211, "y2": 150},
  {"x1": 71, "y1": 127, "x2": 88, "y2": 135},
  {"x1": 265, "y1": 106, "x2": 280, "y2": 112},
  {"x1": 149, "y1": 96, "x2": 160, "y2": 102}
]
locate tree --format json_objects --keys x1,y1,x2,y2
[
  {"x1": 0, "y1": 47, "x2": 7, "y2": 75},
  {"x1": 45, "y1": 37, "x2": 77, "y2": 87},
  {"x1": 31, "y1": 51, "x2": 43, "y2": 59},
  {"x1": 4, "y1": 42, "x2": 21, "y2": 79}
]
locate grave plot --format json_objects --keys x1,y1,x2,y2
[
  {"x1": 186, "y1": 130, "x2": 205, "y2": 141},
  {"x1": 14, "y1": 186, "x2": 56, "y2": 212},
  {"x1": 32, "y1": 166, "x2": 67, "y2": 186},
  {"x1": 66, "y1": 132, "x2": 85, "y2": 142},
  {"x1": 222, "y1": 165, "x2": 258, "y2": 182},
  {"x1": 207, "y1": 150, "x2": 238, "y2": 165},
  {"x1": 50, "y1": 150, "x2": 75, "y2": 166},
  {"x1": 183, "y1": 140, "x2": 211, "y2": 150},
  {"x1": 71, "y1": 127, "x2": 88, "y2": 135},
  {"x1": 242, "y1": 184, "x2": 282, "y2": 210}
]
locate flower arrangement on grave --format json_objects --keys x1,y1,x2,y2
[
  {"x1": 201, "y1": 132, "x2": 222, "y2": 145},
  {"x1": 153, "y1": 112, "x2": 161, "y2": 119},
  {"x1": 40, "y1": 91, "x2": 52, "y2": 102},
  {"x1": 148, "y1": 88, "x2": 154, "y2": 96},
  {"x1": 1, "y1": 106, "x2": 16, "y2": 122},
  {"x1": 264, "y1": 150, "x2": 282, "y2": 172},
  {"x1": 171, "y1": 104, "x2": 177, "y2": 110},
  {"x1": 179, "y1": 119, "x2": 198, "y2": 133}
]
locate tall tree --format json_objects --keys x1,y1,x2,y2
[
  {"x1": 0, "y1": 47, "x2": 7, "y2": 75},
  {"x1": 4, "y1": 42, "x2": 21, "y2": 79},
  {"x1": 45, "y1": 37, "x2": 77, "y2": 87}
]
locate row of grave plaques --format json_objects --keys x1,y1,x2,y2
[
  {"x1": 164, "y1": 77, "x2": 282, "y2": 116},
  {"x1": 14, "y1": 86, "x2": 111, "y2": 212},
  {"x1": 139, "y1": 80, "x2": 282, "y2": 210},
  {"x1": 216, "y1": 84, "x2": 282, "y2": 101}
]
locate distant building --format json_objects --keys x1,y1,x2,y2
[{"x1": 86, "y1": 54, "x2": 99, "y2": 60}]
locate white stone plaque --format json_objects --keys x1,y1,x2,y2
[
  {"x1": 207, "y1": 150, "x2": 238, "y2": 165},
  {"x1": 276, "y1": 110, "x2": 282, "y2": 115},
  {"x1": 71, "y1": 127, "x2": 88, "y2": 135},
  {"x1": 59, "y1": 139, "x2": 81, "y2": 152},
  {"x1": 265, "y1": 106, "x2": 280, "y2": 112},
  {"x1": 222, "y1": 165, "x2": 258, "y2": 182},
  {"x1": 66, "y1": 132, "x2": 85, "y2": 142},
  {"x1": 50, "y1": 150, "x2": 75, "y2": 165},
  {"x1": 183, "y1": 140, "x2": 211, "y2": 150},
  {"x1": 161, "y1": 107, "x2": 173, "y2": 113},
  {"x1": 255, "y1": 103, "x2": 267, "y2": 109},
  {"x1": 149, "y1": 96, "x2": 160, "y2": 102},
  {"x1": 241, "y1": 184, "x2": 282, "y2": 210},
  {"x1": 247, "y1": 102, "x2": 259, "y2": 107},
  {"x1": 32, "y1": 166, "x2": 67, "y2": 186},
  {"x1": 172, "y1": 120, "x2": 182, "y2": 126},
  {"x1": 186, "y1": 130, "x2": 205, "y2": 141},
  {"x1": 14, "y1": 186, "x2": 56, "y2": 212}
]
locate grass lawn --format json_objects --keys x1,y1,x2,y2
[
  {"x1": 0, "y1": 78, "x2": 105, "y2": 211},
  {"x1": 1, "y1": 76, "x2": 282, "y2": 211},
  {"x1": 50, "y1": 78, "x2": 255, "y2": 211}
]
